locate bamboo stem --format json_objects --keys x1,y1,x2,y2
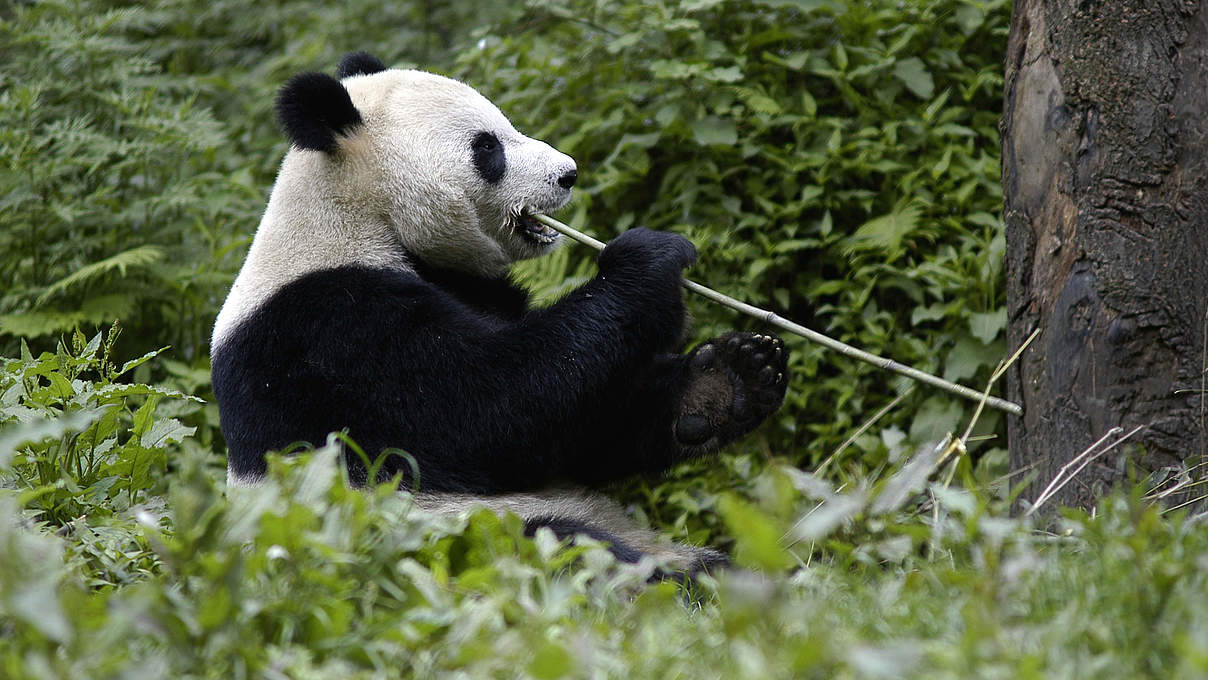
[{"x1": 531, "y1": 213, "x2": 1024, "y2": 417}]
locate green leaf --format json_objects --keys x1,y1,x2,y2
[
  {"x1": 944, "y1": 336, "x2": 988, "y2": 382},
  {"x1": 131, "y1": 394, "x2": 163, "y2": 441},
  {"x1": 650, "y1": 59, "x2": 704, "y2": 79},
  {"x1": 893, "y1": 57, "x2": 934, "y2": 99},
  {"x1": 743, "y1": 93, "x2": 782, "y2": 115},
  {"x1": 908, "y1": 397, "x2": 964, "y2": 445},
  {"x1": 842, "y1": 204, "x2": 922, "y2": 260},
  {"x1": 911, "y1": 302, "x2": 948, "y2": 325},
  {"x1": 93, "y1": 383, "x2": 204, "y2": 403},
  {"x1": 755, "y1": 0, "x2": 839, "y2": 9},
  {"x1": 969, "y1": 308, "x2": 1007, "y2": 344},
  {"x1": 704, "y1": 65, "x2": 744, "y2": 82},
  {"x1": 615, "y1": 131, "x2": 661, "y2": 150},
  {"x1": 116, "y1": 347, "x2": 169, "y2": 378},
  {"x1": 717, "y1": 494, "x2": 794, "y2": 570},
  {"x1": 140, "y1": 418, "x2": 196, "y2": 449},
  {"x1": 529, "y1": 639, "x2": 575, "y2": 680},
  {"x1": 692, "y1": 116, "x2": 737, "y2": 146},
  {"x1": 0, "y1": 295, "x2": 134, "y2": 339},
  {"x1": 801, "y1": 89, "x2": 817, "y2": 116},
  {"x1": 954, "y1": 4, "x2": 986, "y2": 36},
  {"x1": 0, "y1": 409, "x2": 106, "y2": 470}
]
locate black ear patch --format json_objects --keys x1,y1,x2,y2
[
  {"x1": 275, "y1": 72, "x2": 363, "y2": 153},
  {"x1": 336, "y1": 52, "x2": 388, "y2": 79}
]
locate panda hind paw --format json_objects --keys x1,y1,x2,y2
[{"x1": 673, "y1": 331, "x2": 788, "y2": 455}]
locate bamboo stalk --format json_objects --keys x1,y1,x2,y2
[{"x1": 531, "y1": 213, "x2": 1024, "y2": 417}]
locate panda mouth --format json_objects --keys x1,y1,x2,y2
[{"x1": 513, "y1": 210, "x2": 559, "y2": 245}]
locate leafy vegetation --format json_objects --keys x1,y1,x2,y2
[
  {"x1": 2, "y1": 0, "x2": 1204, "y2": 677},
  {"x1": 3, "y1": 340, "x2": 1206, "y2": 677}
]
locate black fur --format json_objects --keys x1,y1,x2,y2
[
  {"x1": 212, "y1": 227, "x2": 788, "y2": 491},
  {"x1": 336, "y1": 51, "x2": 388, "y2": 79},
  {"x1": 471, "y1": 131, "x2": 506, "y2": 184},
  {"x1": 275, "y1": 72, "x2": 363, "y2": 153},
  {"x1": 524, "y1": 516, "x2": 731, "y2": 583},
  {"x1": 409, "y1": 256, "x2": 529, "y2": 318},
  {"x1": 523, "y1": 516, "x2": 646, "y2": 564}
]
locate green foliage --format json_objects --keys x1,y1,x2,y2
[
  {"x1": 0, "y1": 325, "x2": 199, "y2": 526},
  {"x1": 0, "y1": 3, "x2": 242, "y2": 359},
  {"x1": 1, "y1": 348, "x2": 1205, "y2": 678}
]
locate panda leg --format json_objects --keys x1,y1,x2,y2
[
  {"x1": 523, "y1": 516, "x2": 647, "y2": 564},
  {"x1": 523, "y1": 515, "x2": 730, "y2": 582}
]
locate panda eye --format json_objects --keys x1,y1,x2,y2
[
  {"x1": 471, "y1": 131, "x2": 506, "y2": 184},
  {"x1": 472, "y1": 133, "x2": 499, "y2": 152}
]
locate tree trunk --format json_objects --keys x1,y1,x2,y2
[{"x1": 1002, "y1": 0, "x2": 1208, "y2": 511}]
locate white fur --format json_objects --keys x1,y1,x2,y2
[
  {"x1": 213, "y1": 69, "x2": 575, "y2": 348},
  {"x1": 227, "y1": 468, "x2": 265, "y2": 489}
]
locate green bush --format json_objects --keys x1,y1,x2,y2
[{"x1": 0, "y1": 326, "x2": 199, "y2": 524}]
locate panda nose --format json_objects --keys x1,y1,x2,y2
[{"x1": 557, "y1": 169, "x2": 577, "y2": 189}]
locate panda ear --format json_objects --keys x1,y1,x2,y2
[
  {"x1": 336, "y1": 51, "x2": 388, "y2": 79},
  {"x1": 275, "y1": 72, "x2": 364, "y2": 153}
]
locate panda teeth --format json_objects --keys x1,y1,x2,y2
[{"x1": 516, "y1": 212, "x2": 559, "y2": 245}]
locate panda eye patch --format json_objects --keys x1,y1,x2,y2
[{"x1": 471, "y1": 131, "x2": 506, "y2": 184}]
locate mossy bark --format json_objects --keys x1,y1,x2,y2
[{"x1": 1002, "y1": 0, "x2": 1208, "y2": 510}]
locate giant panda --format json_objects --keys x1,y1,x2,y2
[{"x1": 211, "y1": 51, "x2": 789, "y2": 574}]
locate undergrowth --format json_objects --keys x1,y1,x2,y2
[{"x1": 2, "y1": 337, "x2": 1206, "y2": 678}]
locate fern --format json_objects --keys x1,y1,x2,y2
[
  {"x1": 0, "y1": 295, "x2": 134, "y2": 339},
  {"x1": 34, "y1": 245, "x2": 164, "y2": 306}
]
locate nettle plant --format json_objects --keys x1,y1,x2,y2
[{"x1": 0, "y1": 325, "x2": 199, "y2": 526}]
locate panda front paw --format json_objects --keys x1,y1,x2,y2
[
  {"x1": 673, "y1": 332, "x2": 789, "y2": 455},
  {"x1": 598, "y1": 227, "x2": 697, "y2": 279}
]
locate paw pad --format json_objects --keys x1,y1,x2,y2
[{"x1": 674, "y1": 331, "x2": 789, "y2": 453}]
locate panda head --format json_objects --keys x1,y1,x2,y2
[{"x1": 273, "y1": 52, "x2": 577, "y2": 276}]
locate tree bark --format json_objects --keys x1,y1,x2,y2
[{"x1": 1002, "y1": 0, "x2": 1208, "y2": 511}]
